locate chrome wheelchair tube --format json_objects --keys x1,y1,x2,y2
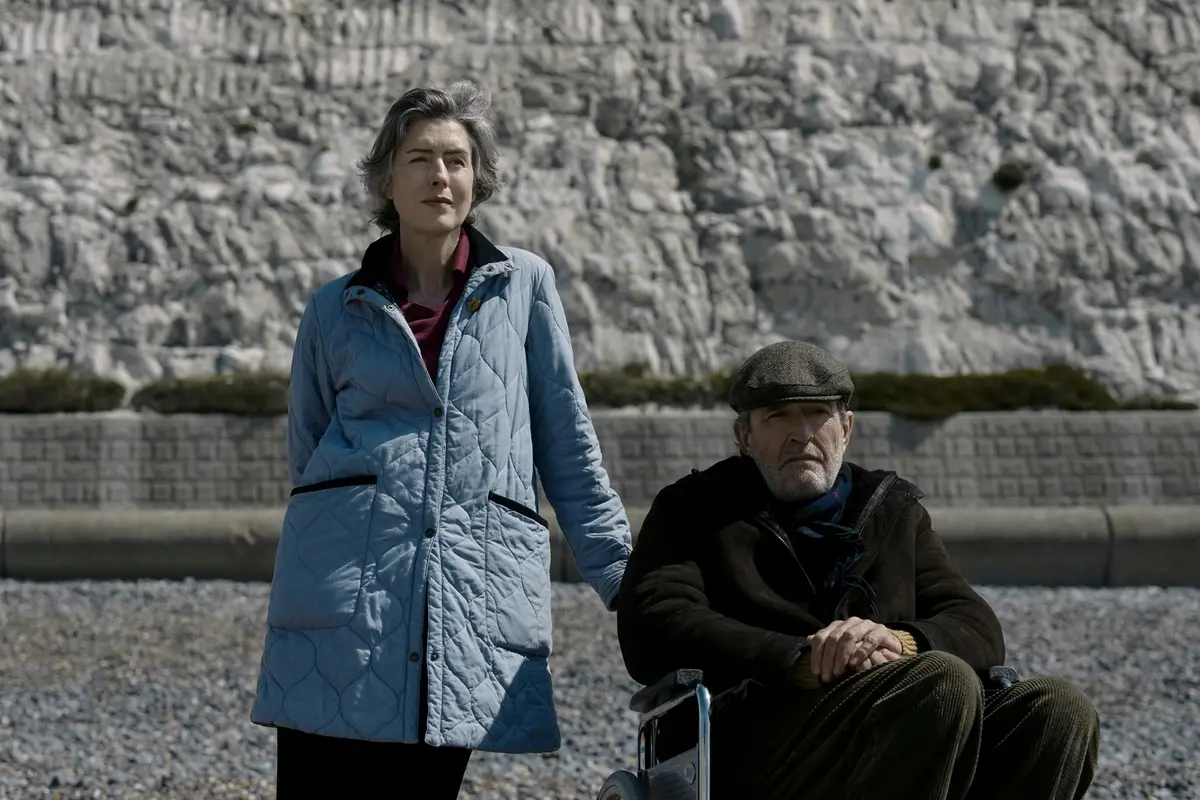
[
  {"x1": 695, "y1": 684, "x2": 712, "y2": 800},
  {"x1": 640, "y1": 690, "x2": 701, "y2": 721}
]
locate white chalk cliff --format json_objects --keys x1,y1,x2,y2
[{"x1": 2, "y1": 0, "x2": 1199, "y2": 400}]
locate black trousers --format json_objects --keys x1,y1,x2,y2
[{"x1": 275, "y1": 613, "x2": 471, "y2": 799}]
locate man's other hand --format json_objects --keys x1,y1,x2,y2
[
  {"x1": 807, "y1": 618, "x2": 903, "y2": 683},
  {"x1": 852, "y1": 647, "x2": 901, "y2": 673}
]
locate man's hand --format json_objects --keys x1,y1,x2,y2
[
  {"x1": 807, "y1": 618, "x2": 903, "y2": 683},
  {"x1": 852, "y1": 647, "x2": 900, "y2": 672}
]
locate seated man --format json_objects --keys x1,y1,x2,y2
[{"x1": 616, "y1": 340, "x2": 1100, "y2": 800}]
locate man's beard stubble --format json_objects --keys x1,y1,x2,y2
[{"x1": 754, "y1": 445, "x2": 846, "y2": 504}]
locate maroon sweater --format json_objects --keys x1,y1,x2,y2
[{"x1": 392, "y1": 230, "x2": 472, "y2": 382}]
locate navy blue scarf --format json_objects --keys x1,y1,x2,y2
[
  {"x1": 791, "y1": 464, "x2": 855, "y2": 539},
  {"x1": 787, "y1": 464, "x2": 879, "y2": 617}
]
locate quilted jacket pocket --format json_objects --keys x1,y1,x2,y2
[
  {"x1": 289, "y1": 474, "x2": 377, "y2": 497},
  {"x1": 266, "y1": 478, "x2": 377, "y2": 630},
  {"x1": 485, "y1": 493, "x2": 553, "y2": 658}
]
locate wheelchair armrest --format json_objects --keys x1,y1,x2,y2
[
  {"x1": 629, "y1": 669, "x2": 705, "y2": 714},
  {"x1": 986, "y1": 665, "x2": 1019, "y2": 691}
]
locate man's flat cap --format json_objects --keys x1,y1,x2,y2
[{"x1": 728, "y1": 340, "x2": 854, "y2": 413}]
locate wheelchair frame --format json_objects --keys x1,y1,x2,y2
[
  {"x1": 597, "y1": 664, "x2": 1020, "y2": 800},
  {"x1": 593, "y1": 668, "x2": 712, "y2": 800},
  {"x1": 636, "y1": 671, "x2": 712, "y2": 800}
]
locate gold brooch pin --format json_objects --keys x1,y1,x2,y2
[{"x1": 466, "y1": 298, "x2": 482, "y2": 313}]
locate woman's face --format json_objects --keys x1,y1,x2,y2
[{"x1": 385, "y1": 117, "x2": 475, "y2": 236}]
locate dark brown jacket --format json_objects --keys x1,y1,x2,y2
[{"x1": 616, "y1": 456, "x2": 1006, "y2": 694}]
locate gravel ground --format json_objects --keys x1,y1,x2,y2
[{"x1": 0, "y1": 581, "x2": 1196, "y2": 800}]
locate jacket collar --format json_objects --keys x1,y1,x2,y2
[
  {"x1": 347, "y1": 224, "x2": 514, "y2": 298},
  {"x1": 709, "y1": 455, "x2": 922, "y2": 546},
  {"x1": 696, "y1": 455, "x2": 924, "y2": 617}
]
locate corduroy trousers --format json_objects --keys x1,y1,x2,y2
[{"x1": 708, "y1": 650, "x2": 1100, "y2": 800}]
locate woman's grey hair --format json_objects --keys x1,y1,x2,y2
[{"x1": 357, "y1": 79, "x2": 502, "y2": 232}]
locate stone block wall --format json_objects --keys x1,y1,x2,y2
[
  {"x1": 0, "y1": 411, "x2": 1197, "y2": 510},
  {"x1": 0, "y1": 414, "x2": 289, "y2": 509},
  {"x1": 585, "y1": 411, "x2": 1200, "y2": 508}
]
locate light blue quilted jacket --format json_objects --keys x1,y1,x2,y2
[{"x1": 250, "y1": 226, "x2": 632, "y2": 753}]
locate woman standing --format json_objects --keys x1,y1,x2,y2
[{"x1": 251, "y1": 80, "x2": 632, "y2": 798}]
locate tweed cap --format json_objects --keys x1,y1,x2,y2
[{"x1": 728, "y1": 341, "x2": 854, "y2": 413}]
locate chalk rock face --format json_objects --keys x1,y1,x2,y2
[{"x1": 1, "y1": 0, "x2": 1199, "y2": 399}]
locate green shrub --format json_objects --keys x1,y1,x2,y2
[
  {"x1": 850, "y1": 364, "x2": 1121, "y2": 419},
  {"x1": 577, "y1": 363, "x2": 731, "y2": 409},
  {"x1": 1118, "y1": 394, "x2": 1199, "y2": 411},
  {"x1": 0, "y1": 368, "x2": 125, "y2": 413},
  {"x1": 4, "y1": 363, "x2": 1191, "y2": 417},
  {"x1": 131, "y1": 373, "x2": 289, "y2": 415},
  {"x1": 577, "y1": 363, "x2": 1191, "y2": 418}
]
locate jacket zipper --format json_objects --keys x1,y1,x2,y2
[
  {"x1": 830, "y1": 474, "x2": 903, "y2": 619},
  {"x1": 754, "y1": 474, "x2": 899, "y2": 601},
  {"x1": 755, "y1": 512, "x2": 816, "y2": 597}
]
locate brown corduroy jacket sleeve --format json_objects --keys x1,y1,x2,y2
[
  {"x1": 888, "y1": 504, "x2": 1007, "y2": 670},
  {"x1": 616, "y1": 487, "x2": 809, "y2": 690}
]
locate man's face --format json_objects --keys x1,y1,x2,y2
[{"x1": 734, "y1": 401, "x2": 854, "y2": 503}]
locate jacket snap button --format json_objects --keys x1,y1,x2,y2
[
  {"x1": 434, "y1": 407, "x2": 444, "y2": 417},
  {"x1": 425, "y1": 527, "x2": 435, "y2": 538},
  {"x1": 409, "y1": 652, "x2": 420, "y2": 663},
  {"x1": 430, "y1": 652, "x2": 440, "y2": 662}
]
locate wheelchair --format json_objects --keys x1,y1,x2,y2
[{"x1": 596, "y1": 664, "x2": 1021, "y2": 800}]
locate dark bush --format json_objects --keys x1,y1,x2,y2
[
  {"x1": 850, "y1": 364, "x2": 1120, "y2": 419},
  {"x1": 0, "y1": 368, "x2": 125, "y2": 413},
  {"x1": 927, "y1": 153, "x2": 943, "y2": 170},
  {"x1": 991, "y1": 162, "x2": 1025, "y2": 192},
  {"x1": 577, "y1": 363, "x2": 731, "y2": 409},
  {"x1": 576, "y1": 363, "x2": 1187, "y2": 419},
  {"x1": 1118, "y1": 394, "x2": 1198, "y2": 411},
  {"x1": 8, "y1": 364, "x2": 1189, "y2": 417},
  {"x1": 131, "y1": 373, "x2": 289, "y2": 415}
]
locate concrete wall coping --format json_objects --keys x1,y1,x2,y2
[{"x1": 2, "y1": 505, "x2": 1196, "y2": 587}]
